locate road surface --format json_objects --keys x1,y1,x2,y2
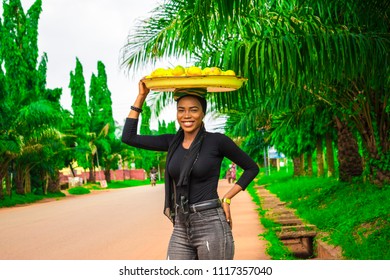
[{"x1": 0, "y1": 179, "x2": 269, "y2": 260}]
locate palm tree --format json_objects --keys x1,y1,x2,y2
[
  {"x1": 1, "y1": 0, "x2": 68, "y2": 195},
  {"x1": 121, "y1": 0, "x2": 389, "y2": 184}
]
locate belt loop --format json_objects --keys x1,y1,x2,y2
[
  {"x1": 174, "y1": 203, "x2": 179, "y2": 217},
  {"x1": 180, "y1": 195, "x2": 189, "y2": 215}
]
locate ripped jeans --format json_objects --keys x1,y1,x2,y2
[{"x1": 167, "y1": 207, "x2": 234, "y2": 260}]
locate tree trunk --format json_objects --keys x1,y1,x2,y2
[
  {"x1": 0, "y1": 160, "x2": 6, "y2": 199},
  {"x1": 43, "y1": 171, "x2": 49, "y2": 195},
  {"x1": 276, "y1": 158, "x2": 280, "y2": 172},
  {"x1": 0, "y1": 159, "x2": 12, "y2": 195},
  {"x1": 89, "y1": 168, "x2": 96, "y2": 183},
  {"x1": 0, "y1": 166, "x2": 6, "y2": 185},
  {"x1": 307, "y1": 153, "x2": 313, "y2": 176},
  {"x1": 15, "y1": 166, "x2": 25, "y2": 195},
  {"x1": 374, "y1": 168, "x2": 390, "y2": 185},
  {"x1": 357, "y1": 107, "x2": 390, "y2": 184},
  {"x1": 24, "y1": 169, "x2": 31, "y2": 194},
  {"x1": 0, "y1": 178, "x2": 3, "y2": 200},
  {"x1": 47, "y1": 171, "x2": 61, "y2": 193},
  {"x1": 6, "y1": 171, "x2": 11, "y2": 197},
  {"x1": 316, "y1": 136, "x2": 325, "y2": 177},
  {"x1": 104, "y1": 169, "x2": 111, "y2": 183},
  {"x1": 292, "y1": 156, "x2": 302, "y2": 177},
  {"x1": 69, "y1": 164, "x2": 76, "y2": 177},
  {"x1": 89, "y1": 158, "x2": 96, "y2": 183},
  {"x1": 335, "y1": 117, "x2": 363, "y2": 182},
  {"x1": 325, "y1": 132, "x2": 336, "y2": 177}
]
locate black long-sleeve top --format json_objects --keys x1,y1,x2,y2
[{"x1": 122, "y1": 118, "x2": 259, "y2": 204}]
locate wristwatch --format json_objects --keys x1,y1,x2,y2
[{"x1": 221, "y1": 198, "x2": 231, "y2": 205}]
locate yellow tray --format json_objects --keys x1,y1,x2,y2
[{"x1": 142, "y1": 75, "x2": 247, "y2": 92}]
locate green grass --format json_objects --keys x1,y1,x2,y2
[
  {"x1": 66, "y1": 179, "x2": 153, "y2": 194},
  {"x1": 0, "y1": 179, "x2": 153, "y2": 207},
  {"x1": 68, "y1": 186, "x2": 91, "y2": 195},
  {"x1": 106, "y1": 179, "x2": 153, "y2": 189},
  {"x1": 0, "y1": 191, "x2": 66, "y2": 208},
  {"x1": 249, "y1": 169, "x2": 390, "y2": 260}
]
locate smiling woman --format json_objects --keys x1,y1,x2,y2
[
  {"x1": 121, "y1": 79, "x2": 259, "y2": 260},
  {"x1": 175, "y1": 94, "x2": 205, "y2": 143}
]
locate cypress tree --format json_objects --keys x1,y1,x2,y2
[
  {"x1": 69, "y1": 58, "x2": 90, "y2": 169},
  {"x1": 89, "y1": 61, "x2": 115, "y2": 139}
]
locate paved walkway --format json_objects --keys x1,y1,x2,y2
[{"x1": 217, "y1": 179, "x2": 270, "y2": 259}]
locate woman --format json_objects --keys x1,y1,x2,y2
[
  {"x1": 122, "y1": 80, "x2": 259, "y2": 260},
  {"x1": 150, "y1": 166, "x2": 157, "y2": 186}
]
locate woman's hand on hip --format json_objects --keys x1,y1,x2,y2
[
  {"x1": 222, "y1": 202, "x2": 232, "y2": 229},
  {"x1": 221, "y1": 183, "x2": 243, "y2": 229}
]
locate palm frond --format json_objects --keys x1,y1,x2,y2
[
  {"x1": 15, "y1": 100, "x2": 63, "y2": 131},
  {"x1": 146, "y1": 90, "x2": 175, "y2": 118},
  {"x1": 0, "y1": 138, "x2": 22, "y2": 155}
]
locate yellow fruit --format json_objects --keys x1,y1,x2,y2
[
  {"x1": 209, "y1": 67, "x2": 222, "y2": 75},
  {"x1": 172, "y1": 65, "x2": 186, "y2": 76},
  {"x1": 151, "y1": 68, "x2": 168, "y2": 77},
  {"x1": 186, "y1": 66, "x2": 203, "y2": 76},
  {"x1": 202, "y1": 67, "x2": 212, "y2": 75},
  {"x1": 224, "y1": 70, "x2": 236, "y2": 76},
  {"x1": 165, "y1": 69, "x2": 173, "y2": 76}
]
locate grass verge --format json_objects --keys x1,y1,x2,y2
[
  {"x1": 247, "y1": 182, "x2": 296, "y2": 260},
  {"x1": 249, "y1": 169, "x2": 390, "y2": 260},
  {"x1": 0, "y1": 179, "x2": 154, "y2": 207},
  {"x1": 0, "y1": 191, "x2": 66, "y2": 208}
]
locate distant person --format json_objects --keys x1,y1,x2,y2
[
  {"x1": 226, "y1": 169, "x2": 232, "y2": 184},
  {"x1": 150, "y1": 166, "x2": 158, "y2": 186},
  {"x1": 122, "y1": 80, "x2": 259, "y2": 260}
]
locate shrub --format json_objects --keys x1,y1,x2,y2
[{"x1": 68, "y1": 187, "x2": 91, "y2": 195}]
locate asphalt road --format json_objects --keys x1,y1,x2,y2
[{"x1": 0, "y1": 180, "x2": 268, "y2": 260}]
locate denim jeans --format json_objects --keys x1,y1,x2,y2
[{"x1": 166, "y1": 207, "x2": 235, "y2": 260}]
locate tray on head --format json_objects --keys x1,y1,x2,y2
[{"x1": 142, "y1": 75, "x2": 247, "y2": 92}]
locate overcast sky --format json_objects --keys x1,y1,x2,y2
[{"x1": 16, "y1": 0, "x2": 185, "y2": 128}]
